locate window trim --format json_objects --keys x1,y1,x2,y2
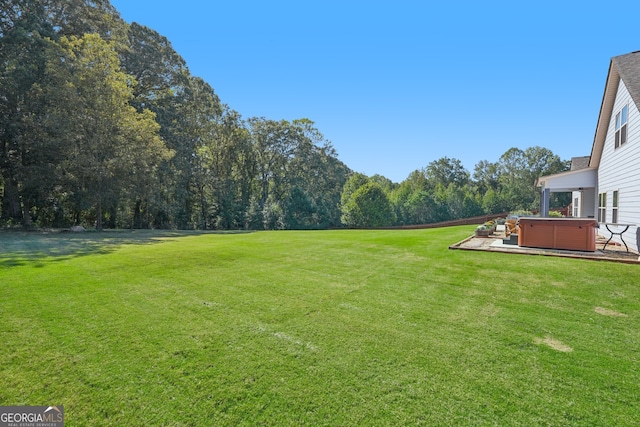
[
  {"x1": 615, "y1": 104, "x2": 629, "y2": 149},
  {"x1": 598, "y1": 192, "x2": 607, "y2": 223}
]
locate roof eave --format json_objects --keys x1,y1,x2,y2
[
  {"x1": 537, "y1": 167, "x2": 598, "y2": 191},
  {"x1": 589, "y1": 61, "x2": 619, "y2": 169}
]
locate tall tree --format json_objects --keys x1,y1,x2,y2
[
  {"x1": 120, "y1": 21, "x2": 195, "y2": 228},
  {"x1": 496, "y1": 146, "x2": 568, "y2": 211},
  {"x1": 170, "y1": 75, "x2": 222, "y2": 229},
  {"x1": 473, "y1": 160, "x2": 499, "y2": 195},
  {"x1": 46, "y1": 0, "x2": 127, "y2": 44},
  {"x1": 121, "y1": 22, "x2": 189, "y2": 113},
  {"x1": 0, "y1": 0, "x2": 130, "y2": 226},
  {"x1": 195, "y1": 107, "x2": 253, "y2": 229},
  {"x1": 0, "y1": 1, "x2": 57, "y2": 224},
  {"x1": 423, "y1": 157, "x2": 470, "y2": 190},
  {"x1": 340, "y1": 172, "x2": 369, "y2": 209},
  {"x1": 389, "y1": 170, "x2": 429, "y2": 224},
  {"x1": 247, "y1": 117, "x2": 297, "y2": 227},
  {"x1": 340, "y1": 182, "x2": 395, "y2": 228},
  {"x1": 57, "y1": 33, "x2": 170, "y2": 229},
  {"x1": 436, "y1": 183, "x2": 483, "y2": 220},
  {"x1": 403, "y1": 190, "x2": 439, "y2": 224},
  {"x1": 283, "y1": 119, "x2": 348, "y2": 229}
]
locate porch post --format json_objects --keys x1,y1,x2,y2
[{"x1": 540, "y1": 188, "x2": 550, "y2": 217}]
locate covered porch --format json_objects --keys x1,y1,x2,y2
[{"x1": 537, "y1": 167, "x2": 597, "y2": 218}]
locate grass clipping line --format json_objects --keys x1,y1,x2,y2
[
  {"x1": 534, "y1": 336, "x2": 573, "y2": 353},
  {"x1": 594, "y1": 306, "x2": 628, "y2": 317}
]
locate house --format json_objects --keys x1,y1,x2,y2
[{"x1": 537, "y1": 51, "x2": 640, "y2": 253}]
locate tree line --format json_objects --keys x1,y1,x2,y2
[
  {"x1": 340, "y1": 149, "x2": 569, "y2": 228},
  {"x1": 0, "y1": 0, "x2": 570, "y2": 230}
]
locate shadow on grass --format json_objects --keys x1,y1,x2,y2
[{"x1": 0, "y1": 229, "x2": 252, "y2": 268}]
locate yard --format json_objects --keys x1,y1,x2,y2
[{"x1": 1, "y1": 227, "x2": 639, "y2": 425}]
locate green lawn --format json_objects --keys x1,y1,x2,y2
[{"x1": 1, "y1": 227, "x2": 639, "y2": 426}]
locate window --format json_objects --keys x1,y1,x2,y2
[
  {"x1": 573, "y1": 197, "x2": 579, "y2": 217},
  {"x1": 615, "y1": 105, "x2": 628, "y2": 148},
  {"x1": 612, "y1": 190, "x2": 619, "y2": 223},
  {"x1": 598, "y1": 192, "x2": 607, "y2": 222}
]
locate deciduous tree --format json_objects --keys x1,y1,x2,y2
[
  {"x1": 57, "y1": 33, "x2": 170, "y2": 229},
  {"x1": 0, "y1": 1, "x2": 58, "y2": 225},
  {"x1": 341, "y1": 182, "x2": 395, "y2": 228}
]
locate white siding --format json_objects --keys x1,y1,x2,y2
[
  {"x1": 598, "y1": 80, "x2": 640, "y2": 252},
  {"x1": 571, "y1": 190, "x2": 596, "y2": 218}
]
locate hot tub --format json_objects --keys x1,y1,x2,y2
[{"x1": 518, "y1": 217, "x2": 598, "y2": 252}]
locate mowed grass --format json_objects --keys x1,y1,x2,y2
[{"x1": 1, "y1": 227, "x2": 639, "y2": 426}]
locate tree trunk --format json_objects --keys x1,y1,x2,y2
[
  {"x1": 1, "y1": 178, "x2": 22, "y2": 221},
  {"x1": 22, "y1": 199, "x2": 32, "y2": 228},
  {"x1": 133, "y1": 200, "x2": 142, "y2": 229},
  {"x1": 260, "y1": 172, "x2": 269, "y2": 211},
  {"x1": 200, "y1": 189, "x2": 208, "y2": 230},
  {"x1": 106, "y1": 206, "x2": 117, "y2": 229},
  {"x1": 96, "y1": 199, "x2": 103, "y2": 230}
]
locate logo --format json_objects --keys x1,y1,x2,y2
[{"x1": 0, "y1": 406, "x2": 64, "y2": 427}]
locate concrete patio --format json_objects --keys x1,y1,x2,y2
[{"x1": 450, "y1": 225, "x2": 640, "y2": 264}]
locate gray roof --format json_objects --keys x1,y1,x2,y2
[
  {"x1": 612, "y1": 51, "x2": 640, "y2": 110},
  {"x1": 590, "y1": 51, "x2": 640, "y2": 168},
  {"x1": 570, "y1": 156, "x2": 590, "y2": 170}
]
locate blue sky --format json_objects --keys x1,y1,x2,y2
[{"x1": 111, "y1": 0, "x2": 640, "y2": 183}]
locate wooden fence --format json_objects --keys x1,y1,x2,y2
[{"x1": 384, "y1": 213, "x2": 511, "y2": 230}]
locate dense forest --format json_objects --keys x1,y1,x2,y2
[{"x1": 0, "y1": 0, "x2": 570, "y2": 230}]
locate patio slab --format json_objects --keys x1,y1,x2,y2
[{"x1": 450, "y1": 226, "x2": 640, "y2": 264}]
